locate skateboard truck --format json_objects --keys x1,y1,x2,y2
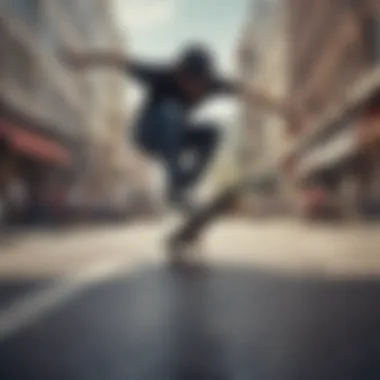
[
  {"x1": 167, "y1": 229, "x2": 201, "y2": 265},
  {"x1": 166, "y1": 181, "x2": 247, "y2": 264}
]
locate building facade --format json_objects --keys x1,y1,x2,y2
[
  {"x1": 72, "y1": 0, "x2": 132, "y2": 214},
  {"x1": 0, "y1": 0, "x2": 132, "y2": 223},
  {"x1": 283, "y1": 0, "x2": 380, "y2": 219},
  {"x1": 0, "y1": 0, "x2": 86, "y2": 223},
  {"x1": 238, "y1": 0, "x2": 290, "y2": 215}
]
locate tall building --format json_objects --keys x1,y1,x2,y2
[
  {"x1": 238, "y1": 0, "x2": 290, "y2": 214},
  {"x1": 282, "y1": 0, "x2": 380, "y2": 218},
  {"x1": 71, "y1": 0, "x2": 132, "y2": 212},
  {"x1": 0, "y1": 0, "x2": 86, "y2": 221},
  {"x1": 0, "y1": 0, "x2": 132, "y2": 219}
]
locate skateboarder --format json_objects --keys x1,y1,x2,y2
[{"x1": 64, "y1": 44, "x2": 292, "y2": 210}]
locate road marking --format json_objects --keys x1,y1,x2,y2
[{"x1": 0, "y1": 258, "x2": 133, "y2": 341}]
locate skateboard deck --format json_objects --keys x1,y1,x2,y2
[{"x1": 167, "y1": 181, "x2": 246, "y2": 261}]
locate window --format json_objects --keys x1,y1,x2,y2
[
  {"x1": 363, "y1": 11, "x2": 380, "y2": 64},
  {"x1": 38, "y1": 82, "x2": 80, "y2": 136},
  {"x1": 339, "y1": 42, "x2": 362, "y2": 86},
  {"x1": 39, "y1": 10, "x2": 61, "y2": 55},
  {"x1": 0, "y1": 26, "x2": 36, "y2": 91},
  {"x1": 56, "y1": 0, "x2": 93, "y2": 43},
  {"x1": 306, "y1": 96, "x2": 322, "y2": 116},
  {"x1": 294, "y1": 0, "x2": 345, "y2": 88},
  {"x1": 4, "y1": 0, "x2": 40, "y2": 27},
  {"x1": 241, "y1": 47, "x2": 256, "y2": 71}
]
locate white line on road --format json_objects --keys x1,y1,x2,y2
[{"x1": 0, "y1": 258, "x2": 134, "y2": 341}]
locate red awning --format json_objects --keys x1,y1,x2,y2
[
  {"x1": 359, "y1": 111, "x2": 380, "y2": 147},
  {"x1": 0, "y1": 120, "x2": 73, "y2": 167}
]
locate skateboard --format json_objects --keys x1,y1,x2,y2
[{"x1": 166, "y1": 181, "x2": 247, "y2": 265}]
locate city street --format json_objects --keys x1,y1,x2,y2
[
  {"x1": 2, "y1": 0, "x2": 380, "y2": 377},
  {"x1": 0, "y1": 219, "x2": 380, "y2": 379}
]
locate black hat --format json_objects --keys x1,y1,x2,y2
[{"x1": 178, "y1": 44, "x2": 214, "y2": 78}]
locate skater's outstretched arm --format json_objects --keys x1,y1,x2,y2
[
  {"x1": 214, "y1": 78, "x2": 301, "y2": 125},
  {"x1": 244, "y1": 86, "x2": 298, "y2": 124},
  {"x1": 61, "y1": 48, "x2": 164, "y2": 83}
]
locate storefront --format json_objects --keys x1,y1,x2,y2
[
  {"x1": 297, "y1": 124, "x2": 358, "y2": 180},
  {"x1": 358, "y1": 105, "x2": 380, "y2": 219},
  {"x1": 295, "y1": 123, "x2": 361, "y2": 219},
  {"x1": 0, "y1": 114, "x2": 75, "y2": 225}
]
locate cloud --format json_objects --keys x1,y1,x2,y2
[{"x1": 115, "y1": 0, "x2": 176, "y2": 31}]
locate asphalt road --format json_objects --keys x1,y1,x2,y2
[{"x1": 1, "y1": 263, "x2": 380, "y2": 380}]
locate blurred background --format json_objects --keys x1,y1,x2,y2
[
  {"x1": 1, "y1": 1, "x2": 380, "y2": 379},
  {"x1": 1, "y1": 0, "x2": 380, "y2": 229}
]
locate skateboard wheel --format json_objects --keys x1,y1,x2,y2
[{"x1": 172, "y1": 241, "x2": 203, "y2": 265}]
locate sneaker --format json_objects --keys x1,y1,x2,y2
[{"x1": 169, "y1": 191, "x2": 200, "y2": 215}]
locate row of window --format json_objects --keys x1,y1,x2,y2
[
  {"x1": 0, "y1": 21, "x2": 36, "y2": 91},
  {"x1": 37, "y1": 80, "x2": 83, "y2": 136},
  {"x1": 292, "y1": 1, "x2": 346, "y2": 90},
  {"x1": 1, "y1": 0, "x2": 113, "y2": 53},
  {"x1": 291, "y1": 0, "x2": 374, "y2": 90},
  {"x1": 0, "y1": 24, "x2": 83, "y2": 137},
  {"x1": 0, "y1": 0, "x2": 118, "y2": 138},
  {"x1": 362, "y1": 11, "x2": 380, "y2": 64},
  {"x1": 1, "y1": 0, "x2": 40, "y2": 28},
  {"x1": 301, "y1": 11, "x2": 380, "y2": 119}
]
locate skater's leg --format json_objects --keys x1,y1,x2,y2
[
  {"x1": 153, "y1": 101, "x2": 186, "y2": 204},
  {"x1": 132, "y1": 100, "x2": 187, "y2": 204},
  {"x1": 181, "y1": 124, "x2": 220, "y2": 189}
]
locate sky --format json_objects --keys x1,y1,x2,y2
[{"x1": 114, "y1": 0, "x2": 249, "y2": 120}]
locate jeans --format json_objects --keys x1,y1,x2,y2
[{"x1": 134, "y1": 100, "x2": 219, "y2": 200}]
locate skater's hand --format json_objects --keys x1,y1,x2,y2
[
  {"x1": 241, "y1": 86, "x2": 304, "y2": 127},
  {"x1": 60, "y1": 47, "x2": 91, "y2": 70},
  {"x1": 60, "y1": 48, "x2": 128, "y2": 70}
]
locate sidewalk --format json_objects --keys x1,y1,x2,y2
[
  {"x1": 0, "y1": 218, "x2": 165, "y2": 279},
  {"x1": 0, "y1": 217, "x2": 379, "y2": 279},
  {"x1": 205, "y1": 218, "x2": 380, "y2": 277}
]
